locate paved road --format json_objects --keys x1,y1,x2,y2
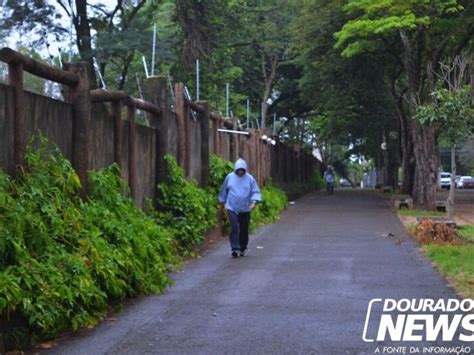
[{"x1": 46, "y1": 190, "x2": 465, "y2": 355}]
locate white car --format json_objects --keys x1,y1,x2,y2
[
  {"x1": 339, "y1": 178, "x2": 351, "y2": 187},
  {"x1": 456, "y1": 176, "x2": 474, "y2": 189},
  {"x1": 440, "y1": 172, "x2": 451, "y2": 189}
]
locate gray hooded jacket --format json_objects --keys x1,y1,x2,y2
[{"x1": 218, "y1": 159, "x2": 261, "y2": 213}]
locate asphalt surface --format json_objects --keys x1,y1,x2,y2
[{"x1": 46, "y1": 190, "x2": 467, "y2": 355}]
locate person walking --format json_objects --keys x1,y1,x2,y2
[
  {"x1": 219, "y1": 158, "x2": 261, "y2": 258},
  {"x1": 324, "y1": 165, "x2": 335, "y2": 195}
]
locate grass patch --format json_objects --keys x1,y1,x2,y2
[
  {"x1": 397, "y1": 209, "x2": 446, "y2": 217},
  {"x1": 458, "y1": 225, "x2": 474, "y2": 242},
  {"x1": 424, "y1": 244, "x2": 474, "y2": 298}
]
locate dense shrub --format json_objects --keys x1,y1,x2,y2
[
  {"x1": 312, "y1": 170, "x2": 325, "y2": 190},
  {"x1": 251, "y1": 181, "x2": 288, "y2": 232},
  {"x1": 0, "y1": 142, "x2": 176, "y2": 349},
  {"x1": 0, "y1": 145, "x2": 290, "y2": 350},
  {"x1": 156, "y1": 155, "x2": 217, "y2": 253},
  {"x1": 209, "y1": 154, "x2": 233, "y2": 194}
]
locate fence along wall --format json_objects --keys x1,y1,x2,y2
[{"x1": 0, "y1": 49, "x2": 320, "y2": 209}]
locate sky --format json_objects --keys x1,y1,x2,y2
[
  {"x1": 1, "y1": 1, "x2": 120, "y2": 93},
  {"x1": 4, "y1": 0, "x2": 118, "y2": 59}
]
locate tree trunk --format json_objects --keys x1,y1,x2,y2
[
  {"x1": 400, "y1": 29, "x2": 438, "y2": 209},
  {"x1": 387, "y1": 76, "x2": 414, "y2": 194},
  {"x1": 376, "y1": 151, "x2": 384, "y2": 186},
  {"x1": 396, "y1": 94, "x2": 414, "y2": 194},
  {"x1": 386, "y1": 151, "x2": 399, "y2": 189},
  {"x1": 118, "y1": 51, "x2": 135, "y2": 90},
  {"x1": 400, "y1": 139, "x2": 415, "y2": 194},
  {"x1": 261, "y1": 56, "x2": 278, "y2": 128},
  {"x1": 411, "y1": 121, "x2": 438, "y2": 209},
  {"x1": 74, "y1": 0, "x2": 97, "y2": 88},
  {"x1": 447, "y1": 143, "x2": 456, "y2": 221},
  {"x1": 470, "y1": 55, "x2": 474, "y2": 105}
]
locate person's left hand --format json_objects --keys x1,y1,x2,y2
[{"x1": 250, "y1": 202, "x2": 256, "y2": 210}]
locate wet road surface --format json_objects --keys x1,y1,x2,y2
[{"x1": 46, "y1": 190, "x2": 466, "y2": 354}]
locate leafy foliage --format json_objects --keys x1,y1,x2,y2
[
  {"x1": 311, "y1": 170, "x2": 326, "y2": 190},
  {"x1": 250, "y1": 181, "x2": 288, "y2": 232},
  {"x1": 209, "y1": 154, "x2": 234, "y2": 193},
  {"x1": 0, "y1": 140, "x2": 176, "y2": 349},
  {"x1": 157, "y1": 155, "x2": 217, "y2": 253},
  {"x1": 334, "y1": 0, "x2": 466, "y2": 57},
  {"x1": 416, "y1": 86, "x2": 474, "y2": 143},
  {"x1": 0, "y1": 139, "x2": 292, "y2": 350}
]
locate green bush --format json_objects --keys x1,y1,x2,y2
[
  {"x1": 209, "y1": 154, "x2": 234, "y2": 194},
  {"x1": 0, "y1": 144, "x2": 290, "y2": 350},
  {"x1": 0, "y1": 141, "x2": 176, "y2": 349},
  {"x1": 251, "y1": 182, "x2": 288, "y2": 232},
  {"x1": 312, "y1": 170, "x2": 325, "y2": 190},
  {"x1": 156, "y1": 155, "x2": 217, "y2": 253}
]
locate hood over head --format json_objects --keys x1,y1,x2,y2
[{"x1": 234, "y1": 158, "x2": 248, "y2": 173}]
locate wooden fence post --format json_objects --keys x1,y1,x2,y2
[
  {"x1": 255, "y1": 133, "x2": 260, "y2": 185},
  {"x1": 111, "y1": 100, "x2": 123, "y2": 169},
  {"x1": 213, "y1": 119, "x2": 219, "y2": 156},
  {"x1": 63, "y1": 62, "x2": 91, "y2": 195},
  {"x1": 174, "y1": 83, "x2": 187, "y2": 172},
  {"x1": 148, "y1": 76, "x2": 168, "y2": 196},
  {"x1": 198, "y1": 101, "x2": 210, "y2": 187},
  {"x1": 127, "y1": 105, "x2": 137, "y2": 202},
  {"x1": 8, "y1": 62, "x2": 26, "y2": 170},
  {"x1": 229, "y1": 120, "x2": 237, "y2": 163},
  {"x1": 217, "y1": 120, "x2": 223, "y2": 157}
]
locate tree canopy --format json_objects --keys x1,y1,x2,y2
[{"x1": 0, "y1": 0, "x2": 472, "y2": 208}]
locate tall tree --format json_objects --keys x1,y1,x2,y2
[
  {"x1": 290, "y1": 0, "x2": 400, "y2": 185},
  {"x1": 0, "y1": 0, "x2": 153, "y2": 89},
  {"x1": 335, "y1": 0, "x2": 474, "y2": 209},
  {"x1": 416, "y1": 56, "x2": 474, "y2": 220}
]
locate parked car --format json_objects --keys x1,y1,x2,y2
[
  {"x1": 456, "y1": 176, "x2": 474, "y2": 189},
  {"x1": 339, "y1": 178, "x2": 351, "y2": 187},
  {"x1": 440, "y1": 172, "x2": 451, "y2": 189}
]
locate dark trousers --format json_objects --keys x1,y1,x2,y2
[
  {"x1": 227, "y1": 210, "x2": 250, "y2": 251},
  {"x1": 326, "y1": 182, "x2": 334, "y2": 195}
]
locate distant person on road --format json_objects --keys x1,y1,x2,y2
[
  {"x1": 219, "y1": 159, "x2": 261, "y2": 258},
  {"x1": 324, "y1": 165, "x2": 335, "y2": 195}
]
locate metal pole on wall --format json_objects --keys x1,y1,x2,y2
[
  {"x1": 226, "y1": 82, "x2": 230, "y2": 117},
  {"x1": 93, "y1": 57, "x2": 107, "y2": 89},
  {"x1": 142, "y1": 56, "x2": 149, "y2": 78},
  {"x1": 196, "y1": 59, "x2": 200, "y2": 101},
  {"x1": 151, "y1": 23, "x2": 157, "y2": 76},
  {"x1": 246, "y1": 99, "x2": 250, "y2": 128},
  {"x1": 273, "y1": 112, "x2": 276, "y2": 135}
]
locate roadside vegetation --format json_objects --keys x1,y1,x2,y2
[
  {"x1": 397, "y1": 209, "x2": 446, "y2": 217},
  {"x1": 458, "y1": 225, "x2": 474, "y2": 242},
  {"x1": 425, "y1": 245, "x2": 474, "y2": 298},
  {"x1": 397, "y1": 207, "x2": 474, "y2": 299},
  {"x1": 0, "y1": 142, "x2": 290, "y2": 350}
]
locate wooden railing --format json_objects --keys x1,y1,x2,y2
[{"x1": 0, "y1": 47, "x2": 258, "y2": 199}]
